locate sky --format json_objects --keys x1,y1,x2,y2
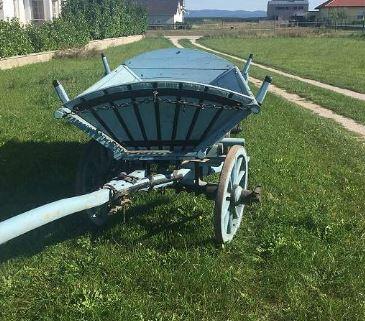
[{"x1": 185, "y1": 0, "x2": 324, "y2": 11}]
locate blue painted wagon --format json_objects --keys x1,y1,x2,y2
[{"x1": 0, "y1": 48, "x2": 271, "y2": 245}]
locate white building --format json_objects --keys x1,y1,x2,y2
[
  {"x1": 0, "y1": 0, "x2": 61, "y2": 24},
  {"x1": 267, "y1": 0, "x2": 309, "y2": 20},
  {"x1": 137, "y1": 0, "x2": 184, "y2": 26}
]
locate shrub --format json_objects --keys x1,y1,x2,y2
[
  {"x1": 26, "y1": 17, "x2": 90, "y2": 52},
  {"x1": 62, "y1": 0, "x2": 147, "y2": 40},
  {"x1": 0, "y1": 19, "x2": 33, "y2": 58},
  {"x1": 0, "y1": 0, "x2": 147, "y2": 58}
]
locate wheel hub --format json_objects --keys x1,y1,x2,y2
[{"x1": 231, "y1": 185, "x2": 243, "y2": 205}]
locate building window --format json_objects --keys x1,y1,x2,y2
[
  {"x1": 31, "y1": 0, "x2": 44, "y2": 20},
  {"x1": 52, "y1": 0, "x2": 59, "y2": 18},
  {"x1": 13, "y1": 0, "x2": 19, "y2": 17},
  {"x1": 357, "y1": 10, "x2": 365, "y2": 20},
  {"x1": 0, "y1": 0, "x2": 3, "y2": 20}
]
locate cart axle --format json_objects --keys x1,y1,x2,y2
[
  {"x1": 240, "y1": 186, "x2": 262, "y2": 205},
  {"x1": 226, "y1": 186, "x2": 262, "y2": 205}
]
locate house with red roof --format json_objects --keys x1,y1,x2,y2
[{"x1": 315, "y1": 0, "x2": 365, "y2": 22}]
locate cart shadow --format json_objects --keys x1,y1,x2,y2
[
  {"x1": 0, "y1": 140, "x2": 214, "y2": 262},
  {"x1": 104, "y1": 192, "x2": 215, "y2": 252},
  {"x1": 0, "y1": 140, "x2": 85, "y2": 261},
  {"x1": 136, "y1": 212, "x2": 215, "y2": 250}
]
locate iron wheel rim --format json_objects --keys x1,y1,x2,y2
[{"x1": 214, "y1": 145, "x2": 248, "y2": 244}]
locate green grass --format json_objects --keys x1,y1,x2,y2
[
  {"x1": 1, "y1": 37, "x2": 365, "y2": 321},
  {"x1": 199, "y1": 36, "x2": 365, "y2": 94},
  {"x1": 179, "y1": 39, "x2": 365, "y2": 126}
]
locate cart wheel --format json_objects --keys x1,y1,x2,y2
[
  {"x1": 214, "y1": 145, "x2": 249, "y2": 244},
  {"x1": 75, "y1": 141, "x2": 117, "y2": 226}
]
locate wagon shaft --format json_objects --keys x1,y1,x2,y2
[{"x1": 0, "y1": 169, "x2": 189, "y2": 245}]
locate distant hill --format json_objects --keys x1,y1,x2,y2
[{"x1": 186, "y1": 10, "x2": 267, "y2": 19}]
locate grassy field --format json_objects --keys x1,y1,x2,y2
[
  {"x1": 179, "y1": 39, "x2": 365, "y2": 125},
  {"x1": 1, "y1": 37, "x2": 365, "y2": 321},
  {"x1": 147, "y1": 21, "x2": 348, "y2": 38},
  {"x1": 199, "y1": 36, "x2": 365, "y2": 94}
]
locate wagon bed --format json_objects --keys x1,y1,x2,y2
[{"x1": 58, "y1": 49, "x2": 261, "y2": 160}]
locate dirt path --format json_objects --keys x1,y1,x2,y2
[
  {"x1": 192, "y1": 37, "x2": 365, "y2": 102},
  {"x1": 249, "y1": 77, "x2": 365, "y2": 138},
  {"x1": 166, "y1": 36, "x2": 365, "y2": 139},
  {"x1": 168, "y1": 36, "x2": 199, "y2": 48},
  {"x1": 167, "y1": 36, "x2": 365, "y2": 102}
]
